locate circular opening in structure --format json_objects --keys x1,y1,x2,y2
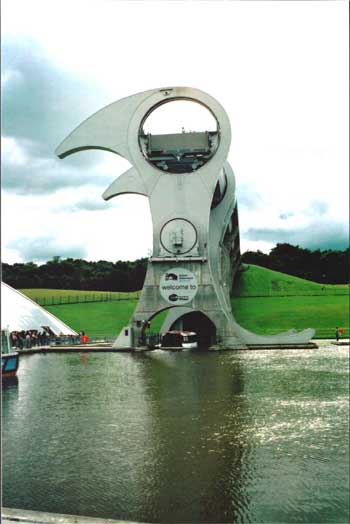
[
  {"x1": 139, "y1": 99, "x2": 219, "y2": 174},
  {"x1": 160, "y1": 218, "x2": 198, "y2": 255}
]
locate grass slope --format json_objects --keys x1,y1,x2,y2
[
  {"x1": 232, "y1": 265, "x2": 349, "y2": 338},
  {"x1": 45, "y1": 301, "x2": 136, "y2": 337},
  {"x1": 231, "y1": 296, "x2": 349, "y2": 338},
  {"x1": 20, "y1": 266, "x2": 349, "y2": 339},
  {"x1": 233, "y1": 264, "x2": 348, "y2": 296},
  {"x1": 45, "y1": 302, "x2": 166, "y2": 337}
]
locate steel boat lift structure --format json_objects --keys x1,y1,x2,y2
[{"x1": 56, "y1": 87, "x2": 315, "y2": 349}]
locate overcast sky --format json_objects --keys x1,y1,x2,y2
[{"x1": 2, "y1": 0, "x2": 349, "y2": 264}]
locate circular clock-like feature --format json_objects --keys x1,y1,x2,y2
[{"x1": 160, "y1": 218, "x2": 197, "y2": 255}]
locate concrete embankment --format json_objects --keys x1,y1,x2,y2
[
  {"x1": 17, "y1": 343, "x2": 114, "y2": 354},
  {"x1": 2, "y1": 507, "x2": 147, "y2": 524},
  {"x1": 16, "y1": 339, "x2": 348, "y2": 356}
]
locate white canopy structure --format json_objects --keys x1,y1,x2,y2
[{"x1": 1, "y1": 282, "x2": 77, "y2": 335}]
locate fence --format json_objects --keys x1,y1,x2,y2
[
  {"x1": 312, "y1": 328, "x2": 350, "y2": 339},
  {"x1": 232, "y1": 288, "x2": 349, "y2": 298},
  {"x1": 16, "y1": 330, "x2": 347, "y2": 347},
  {"x1": 217, "y1": 328, "x2": 349, "y2": 340},
  {"x1": 51, "y1": 334, "x2": 117, "y2": 344},
  {"x1": 33, "y1": 291, "x2": 141, "y2": 307},
  {"x1": 89, "y1": 329, "x2": 349, "y2": 345},
  {"x1": 32, "y1": 288, "x2": 348, "y2": 306},
  {"x1": 144, "y1": 332, "x2": 162, "y2": 348},
  {"x1": 14, "y1": 334, "x2": 117, "y2": 349}
]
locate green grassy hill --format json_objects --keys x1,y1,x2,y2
[
  {"x1": 43, "y1": 301, "x2": 137, "y2": 338},
  {"x1": 233, "y1": 264, "x2": 348, "y2": 296},
  {"x1": 231, "y1": 295, "x2": 348, "y2": 339},
  {"x1": 232, "y1": 265, "x2": 349, "y2": 338},
  {"x1": 19, "y1": 266, "x2": 349, "y2": 339}
]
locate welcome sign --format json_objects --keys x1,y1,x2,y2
[{"x1": 159, "y1": 268, "x2": 198, "y2": 305}]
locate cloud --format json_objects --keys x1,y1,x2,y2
[
  {"x1": 2, "y1": 3, "x2": 348, "y2": 264},
  {"x1": 2, "y1": 38, "x2": 125, "y2": 195},
  {"x1": 279, "y1": 212, "x2": 294, "y2": 220},
  {"x1": 2, "y1": 37, "x2": 101, "y2": 150},
  {"x1": 2, "y1": 136, "x2": 119, "y2": 195},
  {"x1": 245, "y1": 220, "x2": 349, "y2": 251},
  {"x1": 7, "y1": 236, "x2": 87, "y2": 262},
  {"x1": 61, "y1": 199, "x2": 109, "y2": 212},
  {"x1": 236, "y1": 184, "x2": 265, "y2": 209},
  {"x1": 307, "y1": 200, "x2": 329, "y2": 216}
]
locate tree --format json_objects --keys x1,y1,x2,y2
[{"x1": 2, "y1": 248, "x2": 347, "y2": 290}]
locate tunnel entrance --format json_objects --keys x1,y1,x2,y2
[{"x1": 171, "y1": 311, "x2": 216, "y2": 348}]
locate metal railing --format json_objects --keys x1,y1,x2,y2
[
  {"x1": 217, "y1": 328, "x2": 349, "y2": 340},
  {"x1": 15, "y1": 334, "x2": 117, "y2": 350},
  {"x1": 232, "y1": 288, "x2": 349, "y2": 298},
  {"x1": 31, "y1": 287, "x2": 349, "y2": 306},
  {"x1": 32, "y1": 291, "x2": 141, "y2": 307},
  {"x1": 144, "y1": 332, "x2": 162, "y2": 348}
]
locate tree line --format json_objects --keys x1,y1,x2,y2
[
  {"x1": 241, "y1": 243, "x2": 349, "y2": 285},
  {"x1": 2, "y1": 244, "x2": 348, "y2": 291},
  {"x1": 2, "y1": 256, "x2": 147, "y2": 291}
]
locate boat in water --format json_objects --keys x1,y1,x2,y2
[
  {"x1": 161, "y1": 330, "x2": 198, "y2": 349},
  {"x1": 1, "y1": 329, "x2": 19, "y2": 379}
]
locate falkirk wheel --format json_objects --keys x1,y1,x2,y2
[{"x1": 56, "y1": 87, "x2": 315, "y2": 349}]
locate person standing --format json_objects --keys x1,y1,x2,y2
[
  {"x1": 25, "y1": 332, "x2": 31, "y2": 348},
  {"x1": 335, "y1": 327, "x2": 339, "y2": 342},
  {"x1": 10, "y1": 332, "x2": 17, "y2": 349}
]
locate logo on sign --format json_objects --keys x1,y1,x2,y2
[
  {"x1": 165, "y1": 273, "x2": 178, "y2": 281},
  {"x1": 159, "y1": 268, "x2": 198, "y2": 305}
]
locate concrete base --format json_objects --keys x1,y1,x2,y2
[
  {"x1": 246, "y1": 342, "x2": 318, "y2": 350},
  {"x1": 2, "y1": 507, "x2": 145, "y2": 524},
  {"x1": 16, "y1": 342, "x2": 321, "y2": 354}
]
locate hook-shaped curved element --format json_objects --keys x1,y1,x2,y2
[
  {"x1": 102, "y1": 167, "x2": 148, "y2": 200},
  {"x1": 55, "y1": 88, "x2": 157, "y2": 162}
]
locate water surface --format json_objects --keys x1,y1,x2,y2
[{"x1": 2, "y1": 343, "x2": 349, "y2": 523}]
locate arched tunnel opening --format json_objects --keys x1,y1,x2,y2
[{"x1": 171, "y1": 312, "x2": 217, "y2": 348}]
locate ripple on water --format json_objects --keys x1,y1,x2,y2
[{"x1": 2, "y1": 345, "x2": 349, "y2": 523}]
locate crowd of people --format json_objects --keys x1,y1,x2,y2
[{"x1": 10, "y1": 330, "x2": 80, "y2": 349}]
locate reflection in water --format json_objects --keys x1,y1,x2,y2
[
  {"x1": 2, "y1": 345, "x2": 349, "y2": 523},
  {"x1": 79, "y1": 352, "x2": 90, "y2": 364},
  {"x1": 2, "y1": 376, "x2": 19, "y2": 390},
  {"x1": 134, "y1": 351, "x2": 253, "y2": 523}
]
